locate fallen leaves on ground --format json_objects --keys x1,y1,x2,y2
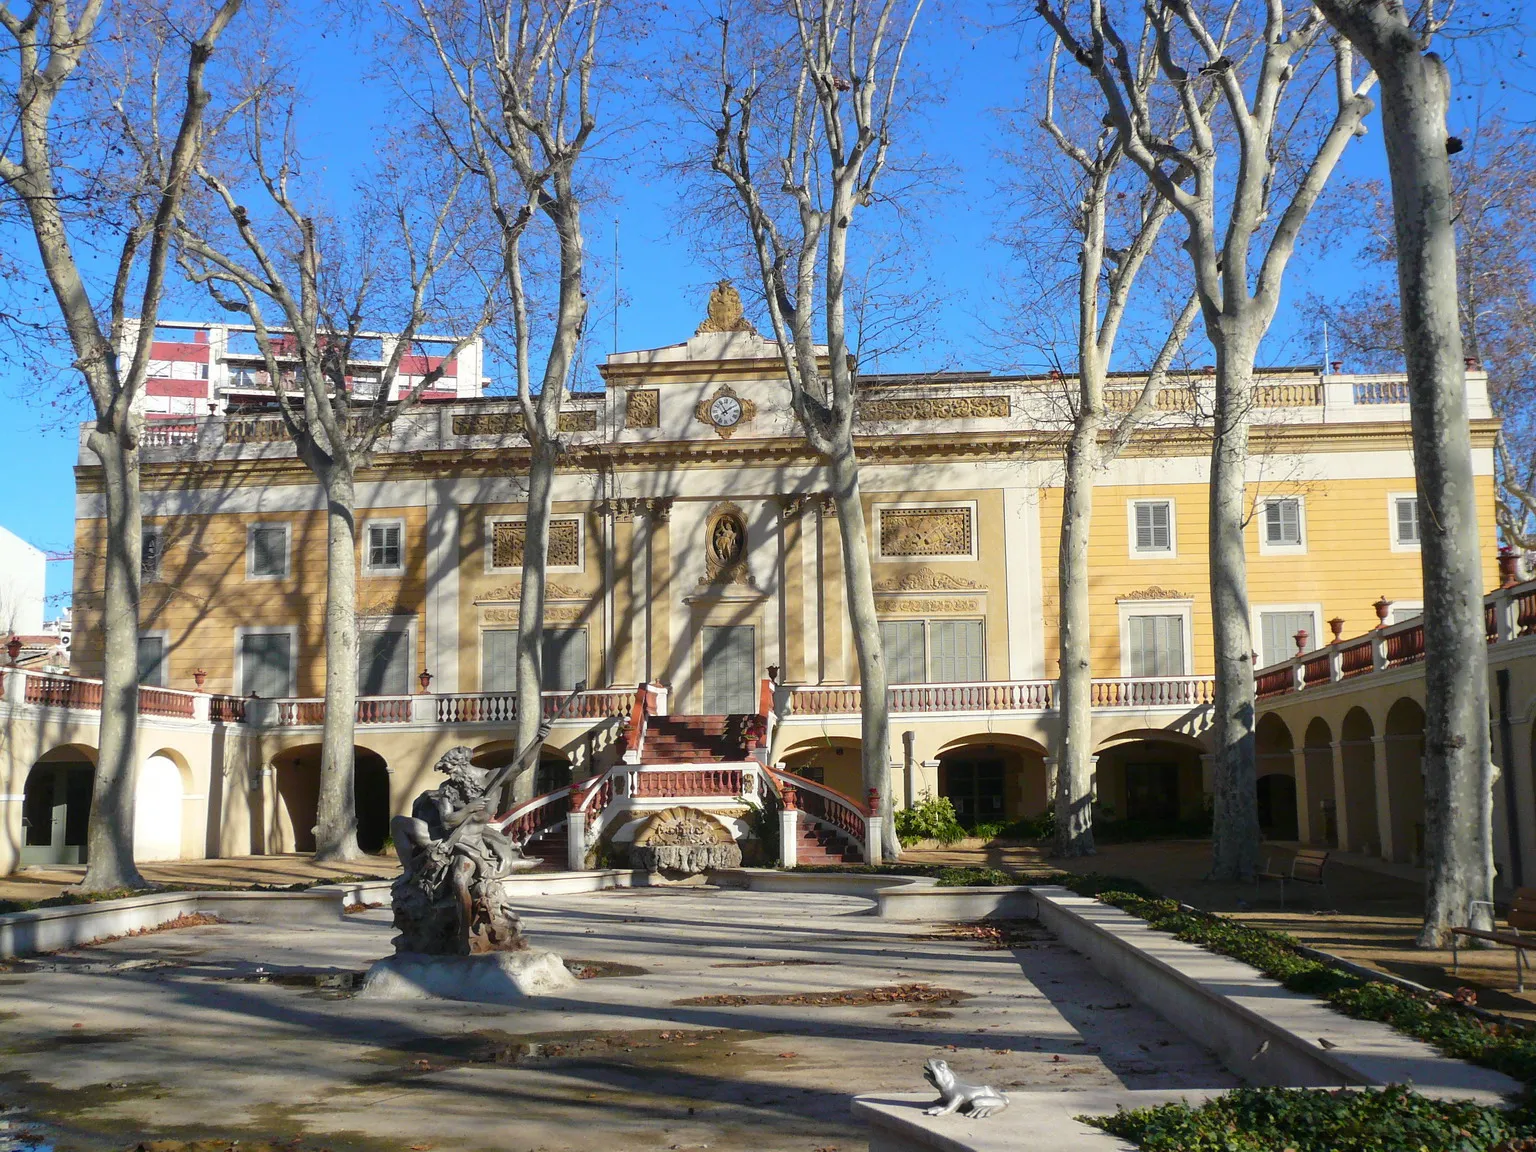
[{"x1": 674, "y1": 983, "x2": 971, "y2": 1008}]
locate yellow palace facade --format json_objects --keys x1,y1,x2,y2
[{"x1": 5, "y1": 286, "x2": 1499, "y2": 873}]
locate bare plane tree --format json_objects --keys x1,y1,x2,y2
[
  {"x1": 706, "y1": 0, "x2": 924, "y2": 860},
  {"x1": 1032, "y1": 40, "x2": 1200, "y2": 856},
  {"x1": 0, "y1": 0, "x2": 243, "y2": 890},
  {"x1": 1039, "y1": 0, "x2": 1377, "y2": 879},
  {"x1": 177, "y1": 105, "x2": 494, "y2": 860},
  {"x1": 1312, "y1": 0, "x2": 1494, "y2": 944},
  {"x1": 405, "y1": 0, "x2": 604, "y2": 804}
]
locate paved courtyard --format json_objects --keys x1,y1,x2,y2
[{"x1": 0, "y1": 886, "x2": 1235, "y2": 1151}]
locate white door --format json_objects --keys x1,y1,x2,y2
[
  {"x1": 134, "y1": 754, "x2": 184, "y2": 862},
  {"x1": 702, "y1": 625, "x2": 755, "y2": 714}
]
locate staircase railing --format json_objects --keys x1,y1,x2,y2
[
  {"x1": 497, "y1": 783, "x2": 572, "y2": 845},
  {"x1": 768, "y1": 766, "x2": 867, "y2": 845}
]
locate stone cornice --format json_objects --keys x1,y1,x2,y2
[{"x1": 83, "y1": 419, "x2": 1500, "y2": 494}]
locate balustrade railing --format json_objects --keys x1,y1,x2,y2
[
  {"x1": 630, "y1": 767, "x2": 744, "y2": 798},
  {"x1": 355, "y1": 696, "x2": 413, "y2": 724},
  {"x1": 787, "y1": 677, "x2": 1211, "y2": 716},
  {"x1": 139, "y1": 685, "x2": 198, "y2": 718},
  {"x1": 773, "y1": 767, "x2": 867, "y2": 843},
  {"x1": 1353, "y1": 379, "x2": 1410, "y2": 404},
  {"x1": 435, "y1": 688, "x2": 634, "y2": 725},
  {"x1": 1255, "y1": 575, "x2": 1536, "y2": 701},
  {"x1": 208, "y1": 694, "x2": 247, "y2": 723},
  {"x1": 25, "y1": 675, "x2": 103, "y2": 710},
  {"x1": 498, "y1": 785, "x2": 571, "y2": 843},
  {"x1": 1089, "y1": 677, "x2": 1214, "y2": 708}
]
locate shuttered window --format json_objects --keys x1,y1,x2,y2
[
  {"x1": 1132, "y1": 501, "x2": 1172, "y2": 553},
  {"x1": 877, "y1": 619, "x2": 985, "y2": 683},
  {"x1": 880, "y1": 620, "x2": 926, "y2": 685},
  {"x1": 702, "y1": 625, "x2": 755, "y2": 714},
  {"x1": 543, "y1": 629, "x2": 588, "y2": 692},
  {"x1": 1394, "y1": 497, "x2": 1419, "y2": 545},
  {"x1": 137, "y1": 636, "x2": 166, "y2": 687},
  {"x1": 358, "y1": 627, "x2": 410, "y2": 696},
  {"x1": 367, "y1": 523, "x2": 403, "y2": 571},
  {"x1": 1264, "y1": 499, "x2": 1302, "y2": 546},
  {"x1": 931, "y1": 620, "x2": 985, "y2": 682},
  {"x1": 249, "y1": 525, "x2": 289, "y2": 577},
  {"x1": 1126, "y1": 615, "x2": 1186, "y2": 677},
  {"x1": 480, "y1": 628, "x2": 588, "y2": 693},
  {"x1": 482, "y1": 629, "x2": 518, "y2": 692},
  {"x1": 1259, "y1": 611, "x2": 1316, "y2": 668},
  {"x1": 241, "y1": 632, "x2": 292, "y2": 697}
]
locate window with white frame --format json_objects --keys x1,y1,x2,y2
[
  {"x1": 358, "y1": 623, "x2": 412, "y2": 696},
  {"x1": 1129, "y1": 499, "x2": 1175, "y2": 556},
  {"x1": 136, "y1": 635, "x2": 166, "y2": 687},
  {"x1": 247, "y1": 523, "x2": 290, "y2": 579},
  {"x1": 1260, "y1": 497, "x2": 1306, "y2": 552},
  {"x1": 481, "y1": 628, "x2": 589, "y2": 692},
  {"x1": 365, "y1": 520, "x2": 404, "y2": 574},
  {"x1": 1258, "y1": 609, "x2": 1319, "y2": 668},
  {"x1": 141, "y1": 528, "x2": 163, "y2": 583},
  {"x1": 1118, "y1": 599, "x2": 1191, "y2": 677},
  {"x1": 1388, "y1": 601, "x2": 1423, "y2": 624},
  {"x1": 1392, "y1": 495, "x2": 1420, "y2": 549},
  {"x1": 878, "y1": 618, "x2": 985, "y2": 683},
  {"x1": 239, "y1": 631, "x2": 293, "y2": 697}
]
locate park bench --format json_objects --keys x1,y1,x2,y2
[
  {"x1": 1258, "y1": 848, "x2": 1331, "y2": 909},
  {"x1": 1451, "y1": 889, "x2": 1536, "y2": 992}
]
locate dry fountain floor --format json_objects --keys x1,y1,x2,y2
[{"x1": 0, "y1": 886, "x2": 1236, "y2": 1152}]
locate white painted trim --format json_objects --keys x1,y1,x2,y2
[
  {"x1": 362, "y1": 516, "x2": 407, "y2": 575},
  {"x1": 1126, "y1": 497, "x2": 1177, "y2": 559},
  {"x1": 1257, "y1": 495, "x2": 1307, "y2": 555},
  {"x1": 425, "y1": 493, "x2": 459, "y2": 693},
  {"x1": 245, "y1": 521, "x2": 292, "y2": 581},
  {"x1": 1251, "y1": 603, "x2": 1324, "y2": 665},
  {"x1": 1388, "y1": 492, "x2": 1421, "y2": 553},
  {"x1": 1116, "y1": 599, "x2": 1193, "y2": 678},
  {"x1": 1387, "y1": 601, "x2": 1423, "y2": 624},
  {"x1": 1003, "y1": 488, "x2": 1032, "y2": 679},
  {"x1": 485, "y1": 513, "x2": 585, "y2": 574},
  {"x1": 872, "y1": 499, "x2": 979, "y2": 563},
  {"x1": 232, "y1": 624, "x2": 298, "y2": 697}
]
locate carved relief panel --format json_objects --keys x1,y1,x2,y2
[
  {"x1": 700, "y1": 501, "x2": 754, "y2": 586},
  {"x1": 490, "y1": 518, "x2": 583, "y2": 571},
  {"x1": 877, "y1": 506, "x2": 975, "y2": 559}
]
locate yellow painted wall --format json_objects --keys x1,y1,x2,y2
[
  {"x1": 73, "y1": 505, "x2": 429, "y2": 696},
  {"x1": 1037, "y1": 469, "x2": 1500, "y2": 675}
]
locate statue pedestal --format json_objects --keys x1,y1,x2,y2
[{"x1": 359, "y1": 949, "x2": 577, "y2": 1005}]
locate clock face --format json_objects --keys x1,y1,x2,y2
[{"x1": 710, "y1": 395, "x2": 744, "y2": 427}]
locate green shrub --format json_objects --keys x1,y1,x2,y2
[
  {"x1": 934, "y1": 866, "x2": 1017, "y2": 887},
  {"x1": 1085, "y1": 1084, "x2": 1533, "y2": 1152},
  {"x1": 893, "y1": 792, "x2": 966, "y2": 846}
]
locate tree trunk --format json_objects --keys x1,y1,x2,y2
[
  {"x1": 512, "y1": 438, "x2": 558, "y2": 805},
  {"x1": 1055, "y1": 413, "x2": 1100, "y2": 856},
  {"x1": 314, "y1": 464, "x2": 361, "y2": 862},
  {"x1": 80, "y1": 427, "x2": 147, "y2": 891},
  {"x1": 1207, "y1": 327, "x2": 1261, "y2": 881},
  {"x1": 828, "y1": 450, "x2": 896, "y2": 858},
  {"x1": 1370, "y1": 49, "x2": 1493, "y2": 945}
]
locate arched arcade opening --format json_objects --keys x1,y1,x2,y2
[
  {"x1": 20, "y1": 745, "x2": 96, "y2": 866},
  {"x1": 1093, "y1": 732, "x2": 1205, "y2": 833},
  {"x1": 1255, "y1": 714, "x2": 1299, "y2": 841},
  {"x1": 934, "y1": 736, "x2": 1048, "y2": 829},
  {"x1": 270, "y1": 745, "x2": 391, "y2": 855}
]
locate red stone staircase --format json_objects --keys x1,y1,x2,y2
[
  {"x1": 519, "y1": 826, "x2": 568, "y2": 869},
  {"x1": 640, "y1": 714, "x2": 752, "y2": 763},
  {"x1": 791, "y1": 809, "x2": 864, "y2": 864}
]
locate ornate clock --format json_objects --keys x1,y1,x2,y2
[{"x1": 695, "y1": 383, "x2": 756, "y2": 439}]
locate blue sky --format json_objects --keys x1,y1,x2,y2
[{"x1": 2, "y1": 0, "x2": 1526, "y2": 609}]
